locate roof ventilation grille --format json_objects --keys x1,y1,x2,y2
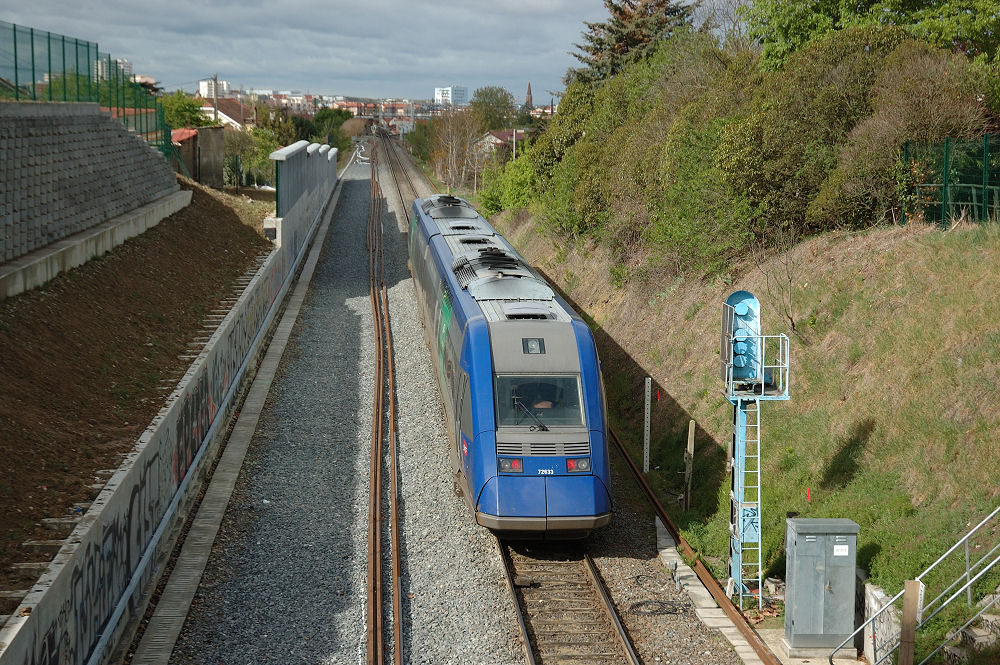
[{"x1": 502, "y1": 303, "x2": 551, "y2": 320}]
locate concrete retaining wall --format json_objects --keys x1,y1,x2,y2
[
  {"x1": 0, "y1": 102, "x2": 179, "y2": 264},
  {"x1": 0, "y1": 143, "x2": 339, "y2": 665}
]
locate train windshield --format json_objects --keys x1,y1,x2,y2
[{"x1": 495, "y1": 375, "x2": 584, "y2": 428}]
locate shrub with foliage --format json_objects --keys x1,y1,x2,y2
[
  {"x1": 746, "y1": 0, "x2": 1000, "y2": 71},
  {"x1": 716, "y1": 27, "x2": 909, "y2": 238},
  {"x1": 500, "y1": 18, "x2": 996, "y2": 281},
  {"x1": 480, "y1": 154, "x2": 536, "y2": 216},
  {"x1": 809, "y1": 40, "x2": 987, "y2": 227},
  {"x1": 161, "y1": 90, "x2": 213, "y2": 129}
]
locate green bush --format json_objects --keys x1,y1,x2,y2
[
  {"x1": 717, "y1": 26, "x2": 909, "y2": 238},
  {"x1": 523, "y1": 23, "x2": 998, "y2": 279},
  {"x1": 808, "y1": 40, "x2": 987, "y2": 228},
  {"x1": 480, "y1": 155, "x2": 536, "y2": 216}
]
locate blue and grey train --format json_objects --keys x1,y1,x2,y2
[{"x1": 408, "y1": 194, "x2": 611, "y2": 538}]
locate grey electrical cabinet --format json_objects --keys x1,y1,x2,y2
[{"x1": 785, "y1": 518, "x2": 859, "y2": 649}]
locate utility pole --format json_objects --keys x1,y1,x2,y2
[{"x1": 213, "y1": 72, "x2": 219, "y2": 123}]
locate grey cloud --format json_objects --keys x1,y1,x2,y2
[{"x1": 6, "y1": 0, "x2": 607, "y2": 98}]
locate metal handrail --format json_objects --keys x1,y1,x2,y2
[
  {"x1": 918, "y1": 593, "x2": 1000, "y2": 665},
  {"x1": 828, "y1": 503, "x2": 1000, "y2": 664},
  {"x1": 722, "y1": 333, "x2": 789, "y2": 400}
]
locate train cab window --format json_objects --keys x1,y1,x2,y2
[{"x1": 495, "y1": 375, "x2": 584, "y2": 428}]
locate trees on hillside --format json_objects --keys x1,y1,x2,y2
[
  {"x1": 565, "y1": 0, "x2": 693, "y2": 85},
  {"x1": 161, "y1": 90, "x2": 213, "y2": 129},
  {"x1": 746, "y1": 0, "x2": 1000, "y2": 70},
  {"x1": 432, "y1": 109, "x2": 481, "y2": 191},
  {"x1": 471, "y1": 86, "x2": 517, "y2": 131},
  {"x1": 254, "y1": 104, "x2": 296, "y2": 146}
]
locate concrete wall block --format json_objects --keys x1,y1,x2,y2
[{"x1": 1, "y1": 103, "x2": 180, "y2": 265}]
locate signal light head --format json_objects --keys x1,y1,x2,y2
[
  {"x1": 498, "y1": 457, "x2": 523, "y2": 473},
  {"x1": 567, "y1": 457, "x2": 591, "y2": 473}
]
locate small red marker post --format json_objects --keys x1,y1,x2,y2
[{"x1": 806, "y1": 487, "x2": 811, "y2": 505}]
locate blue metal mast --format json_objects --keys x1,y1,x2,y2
[{"x1": 721, "y1": 291, "x2": 790, "y2": 610}]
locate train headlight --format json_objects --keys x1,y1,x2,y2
[
  {"x1": 566, "y1": 457, "x2": 591, "y2": 473},
  {"x1": 498, "y1": 457, "x2": 523, "y2": 473}
]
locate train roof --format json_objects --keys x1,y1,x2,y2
[{"x1": 415, "y1": 195, "x2": 574, "y2": 324}]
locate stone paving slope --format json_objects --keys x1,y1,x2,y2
[{"x1": 1, "y1": 103, "x2": 179, "y2": 263}]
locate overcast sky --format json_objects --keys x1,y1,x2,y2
[{"x1": 5, "y1": 1, "x2": 611, "y2": 102}]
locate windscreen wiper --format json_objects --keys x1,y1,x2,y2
[{"x1": 513, "y1": 396, "x2": 549, "y2": 431}]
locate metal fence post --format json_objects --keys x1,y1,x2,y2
[
  {"x1": 12, "y1": 23, "x2": 19, "y2": 100},
  {"x1": 903, "y1": 140, "x2": 910, "y2": 224},
  {"x1": 984, "y1": 135, "x2": 990, "y2": 222},
  {"x1": 60, "y1": 34, "x2": 66, "y2": 101},
  {"x1": 30, "y1": 27, "x2": 36, "y2": 101},
  {"x1": 643, "y1": 377, "x2": 651, "y2": 473},
  {"x1": 74, "y1": 37, "x2": 80, "y2": 102},
  {"x1": 942, "y1": 137, "x2": 951, "y2": 226},
  {"x1": 46, "y1": 30, "x2": 51, "y2": 101}
]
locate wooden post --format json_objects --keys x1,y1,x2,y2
[
  {"x1": 684, "y1": 420, "x2": 695, "y2": 511},
  {"x1": 898, "y1": 579, "x2": 923, "y2": 665}
]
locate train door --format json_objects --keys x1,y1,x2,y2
[{"x1": 454, "y1": 372, "x2": 474, "y2": 511}]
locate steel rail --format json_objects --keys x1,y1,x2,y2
[
  {"x1": 378, "y1": 143, "x2": 404, "y2": 665},
  {"x1": 607, "y1": 425, "x2": 783, "y2": 665},
  {"x1": 498, "y1": 541, "x2": 539, "y2": 665},
  {"x1": 498, "y1": 540, "x2": 639, "y2": 665},
  {"x1": 365, "y1": 149, "x2": 385, "y2": 665},
  {"x1": 582, "y1": 553, "x2": 642, "y2": 665},
  {"x1": 378, "y1": 129, "x2": 419, "y2": 226},
  {"x1": 364, "y1": 139, "x2": 404, "y2": 665}
]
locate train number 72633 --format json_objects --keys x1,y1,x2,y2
[{"x1": 538, "y1": 469, "x2": 554, "y2": 475}]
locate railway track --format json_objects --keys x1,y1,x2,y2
[
  {"x1": 365, "y1": 143, "x2": 403, "y2": 665},
  {"x1": 378, "y1": 129, "x2": 422, "y2": 217},
  {"x1": 500, "y1": 541, "x2": 641, "y2": 665},
  {"x1": 376, "y1": 131, "x2": 644, "y2": 665}
]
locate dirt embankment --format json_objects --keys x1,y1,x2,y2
[{"x1": 0, "y1": 179, "x2": 273, "y2": 599}]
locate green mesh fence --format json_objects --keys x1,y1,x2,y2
[
  {"x1": 905, "y1": 135, "x2": 1000, "y2": 225},
  {"x1": 0, "y1": 20, "x2": 174, "y2": 159}
]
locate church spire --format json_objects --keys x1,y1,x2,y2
[{"x1": 525, "y1": 82, "x2": 533, "y2": 109}]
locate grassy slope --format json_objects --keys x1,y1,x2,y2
[{"x1": 494, "y1": 211, "x2": 1000, "y2": 593}]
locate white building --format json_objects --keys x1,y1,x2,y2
[
  {"x1": 434, "y1": 86, "x2": 468, "y2": 107},
  {"x1": 199, "y1": 78, "x2": 232, "y2": 99},
  {"x1": 93, "y1": 57, "x2": 132, "y2": 80}
]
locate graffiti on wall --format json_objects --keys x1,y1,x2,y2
[{"x1": 9, "y1": 255, "x2": 287, "y2": 665}]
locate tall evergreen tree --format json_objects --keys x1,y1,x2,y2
[{"x1": 565, "y1": 0, "x2": 693, "y2": 85}]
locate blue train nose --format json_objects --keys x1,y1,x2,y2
[{"x1": 475, "y1": 475, "x2": 611, "y2": 533}]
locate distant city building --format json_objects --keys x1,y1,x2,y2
[
  {"x1": 434, "y1": 86, "x2": 468, "y2": 107},
  {"x1": 93, "y1": 57, "x2": 132, "y2": 80},
  {"x1": 199, "y1": 78, "x2": 232, "y2": 99}
]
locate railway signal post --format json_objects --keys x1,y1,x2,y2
[{"x1": 720, "y1": 291, "x2": 790, "y2": 610}]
